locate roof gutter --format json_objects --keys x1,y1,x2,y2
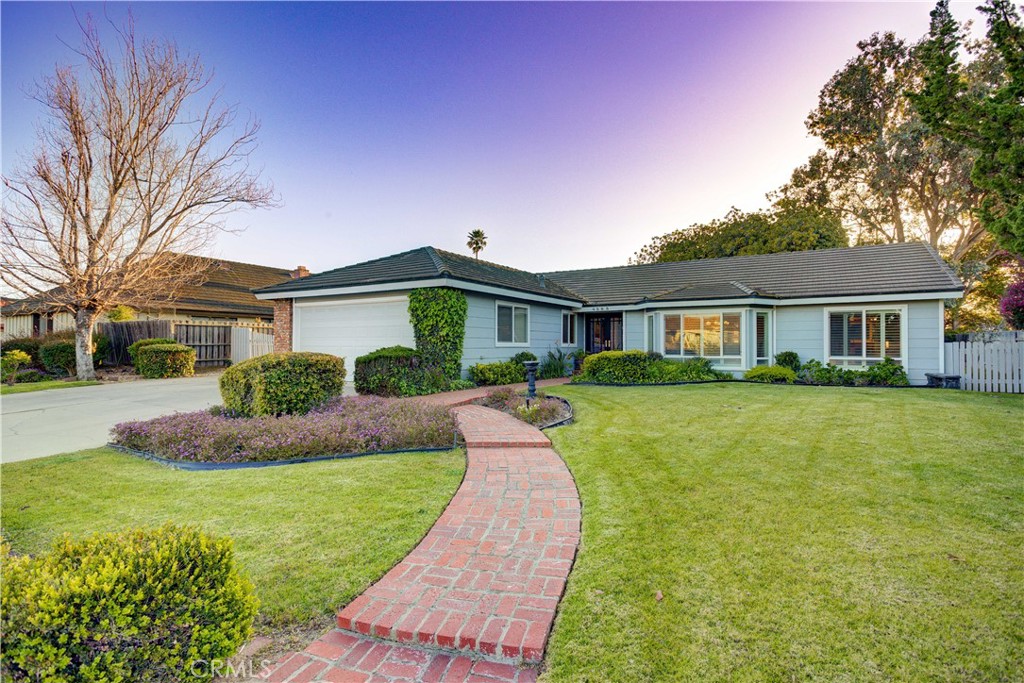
[{"x1": 578, "y1": 289, "x2": 964, "y2": 312}]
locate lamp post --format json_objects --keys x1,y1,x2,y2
[{"x1": 524, "y1": 360, "x2": 540, "y2": 400}]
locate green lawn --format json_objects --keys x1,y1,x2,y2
[
  {"x1": 0, "y1": 379, "x2": 102, "y2": 394},
  {"x1": 0, "y1": 448, "x2": 464, "y2": 629},
  {"x1": 543, "y1": 384, "x2": 1023, "y2": 682}
]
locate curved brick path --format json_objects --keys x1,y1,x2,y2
[{"x1": 264, "y1": 382, "x2": 579, "y2": 682}]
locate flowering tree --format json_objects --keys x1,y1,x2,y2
[{"x1": 999, "y1": 279, "x2": 1024, "y2": 329}]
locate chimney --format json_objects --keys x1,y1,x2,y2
[{"x1": 291, "y1": 265, "x2": 310, "y2": 279}]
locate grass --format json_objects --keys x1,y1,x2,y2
[
  {"x1": 0, "y1": 447, "x2": 465, "y2": 630},
  {"x1": 0, "y1": 379, "x2": 102, "y2": 395},
  {"x1": 543, "y1": 384, "x2": 1023, "y2": 682}
]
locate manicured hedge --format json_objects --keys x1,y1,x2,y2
[
  {"x1": 744, "y1": 365, "x2": 798, "y2": 384},
  {"x1": 467, "y1": 352, "x2": 537, "y2": 386},
  {"x1": 0, "y1": 525, "x2": 257, "y2": 683},
  {"x1": 575, "y1": 351, "x2": 731, "y2": 384},
  {"x1": 354, "y1": 346, "x2": 428, "y2": 397},
  {"x1": 128, "y1": 337, "x2": 178, "y2": 365},
  {"x1": 219, "y1": 352, "x2": 346, "y2": 417},
  {"x1": 135, "y1": 344, "x2": 196, "y2": 379}
]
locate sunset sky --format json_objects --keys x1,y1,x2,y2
[{"x1": 1, "y1": 1, "x2": 984, "y2": 274}]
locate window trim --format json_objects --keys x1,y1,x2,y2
[
  {"x1": 495, "y1": 300, "x2": 531, "y2": 347},
  {"x1": 644, "y1": 312, "x2": 657, "y2": 353},
  {"x1": 560, "y1": 311, "x2": 577, "y2": 347},
  {"x1": 823, "y1": 304, "x2": 908, "y2": 366},
  {"x1": 660, "y1": 308, "x2": 746, "y2": 368},
  {"x1": 755, "y1": 310, "x2": 771, "y2": 365}
]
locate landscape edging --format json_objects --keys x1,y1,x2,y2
[{"x1": 108, "y1": 442, "x2": 461, "y2": 471}]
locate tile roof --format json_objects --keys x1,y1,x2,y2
[
  {"x1": 256, "y1": 246, "x2": 585, "y2": 302},
  {"x1": 541, "y1": 242, "x2": 963, "y2": 305},
  {"x1": 258, "y1": 242, "x2": 962, "y2": 306},
  {"x1": 2, "y1": 256, "x2": 292, "y2": 318}
]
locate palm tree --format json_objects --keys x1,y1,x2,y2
[{"x1": 467, "y1": 229, "x2": 487, "y2": 260}]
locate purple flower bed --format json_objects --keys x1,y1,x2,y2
[{"x1": 111, "y1": 396, "x2": 459, "y2": 463}]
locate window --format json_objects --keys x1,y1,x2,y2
[
  {"x1": 755, "y1": 312, "x2": 770, "y2": 365},
  {"x1": 561, "y1": 312, "x2": 576, "y2": 346},
  {"x1": 664, "y1": 312, "x2": 743, "y2": 366},
  {"x1": 645, "y1": 314, "x2": 656, "y2": 353},
  {"x1": 828, "y1": 308, "x2": 902, "y2": 366},
  {"x1": 497, "y1": 302, "x2": 529, "y2": 345}
]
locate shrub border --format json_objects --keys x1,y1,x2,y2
[
  {"x1": 569, "y1": 379, "x2": 919, "y2": 389},
  {"x1": 108, "y1": 439, "x2": 461, "y2": 471}
]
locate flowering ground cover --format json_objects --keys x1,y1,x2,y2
[
  {"x1": 112, "y1": 396, "x2": 459, "y2": 463},
  {"x1": 471, "y1": 387, "x2": 570, "y2": 427}
]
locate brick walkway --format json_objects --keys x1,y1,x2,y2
[{"x1": 262, "y1": 383, "x2": 579, "y2": 683}]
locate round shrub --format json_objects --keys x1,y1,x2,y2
[
  {"x1": 865, "y1": 357, "x2": 909, "y2": 386},
  {"x1": 744, "y1": 365, "x2": 797, "y2": 384},
  {"x1": 773, "y1": 351, "x2": 801, "y2": 373},
  {"x1": 1, "y1": 338, "x2": 42, "y2": 367},
  {"x1": 135, "y1": 343, "x2": 196, "y2": 379},
  {"x1": 354, "y1": 346, "x2": 423, "y2": 397},
  {"x1": 999, "y1": 279, "x2": 1024, "y2": 330},
  {"x1": 0, "y1": 524, "x2": 257, "y2": 683},
  {"x1": 219, "y1": 352, "x2": 346, "y2": 417},
  {"x1": 127, "y1": 337, "x2": 177, "y2": 365},
  {"x1": 39, "y1": 341, "x2": 76, "y2": 376},
  {"x1": 2, "y1": 350, "x2": 32, "y2": 383}
]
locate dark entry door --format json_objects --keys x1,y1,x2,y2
[{"x1": 586, "y1": 314, "x2": 623, "y2": 353}]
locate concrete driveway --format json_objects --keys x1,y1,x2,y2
[{"x1": 1, "y1": 374, "x2": 223, "y2": 463}]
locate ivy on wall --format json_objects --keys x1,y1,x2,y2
[{"x1": 408, "y1": 288, "x2": 468, "y2": 381}]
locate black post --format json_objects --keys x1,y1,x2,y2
[{"x1": 524, "y1": 360, "x2": 539, "y2": 400}]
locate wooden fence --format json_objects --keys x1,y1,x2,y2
[
  {"x1": 944, "y1": 338, "x2": 1024, "y2": 393},
  {"x1": 98, "y1": 320, "x2": 274, "y2": 367}
]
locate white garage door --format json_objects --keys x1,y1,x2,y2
[{"x1": 294, "y1": 296, "x2": 416, "y2": 380}]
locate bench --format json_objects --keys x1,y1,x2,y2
[{"x1": 925, "y1": 373, "x2": 961, "y2": 389}]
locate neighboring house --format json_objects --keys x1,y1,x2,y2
[
  {"x1": 1, "y1": 257, "x2": 300, "y2": 340},
  {"x1": 255, "y1": 242, "x2": 963, "y2": 386}
]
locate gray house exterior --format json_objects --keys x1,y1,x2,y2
[{"x1": 255, "y1": 243, "x2": 962, "y2": 385}]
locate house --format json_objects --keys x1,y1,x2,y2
[
  {"x1": 254, "y1": 243, "x2": 963, "y2": 385},
  {"x1": 1, "y1": 257, "x2": 299, "y2": 340}
]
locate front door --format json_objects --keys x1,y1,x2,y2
[{"x1": 586, "y1": 314, "x2": 623, "y2": 353}]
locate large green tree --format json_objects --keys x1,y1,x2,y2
[
  {"x1": 913, "y1": 0, "x2": 1024, "y2": 255},
  {"x1": 631, "y1": 202, "x2": 847, "y2": 264},
  {"x1": 780, "y1": 31, "x2": 991, "y2": 259}
]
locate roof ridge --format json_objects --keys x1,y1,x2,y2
[
  {"x1": 424, "y1": 246, "x2": 450, "y2": 276},
  {"x1": 541, "y1": 242, "x2": 925, "y2": 278},
  {"x1": 918, "y1": 242, "x2": 962, "y2": 289},
  {"x1": 433, "y1": 247, "x2": 539, "y2": 276}
]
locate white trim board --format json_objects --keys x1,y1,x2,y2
[{"x1": 257, "y1": 277, "x2": 582, "y2": 308}]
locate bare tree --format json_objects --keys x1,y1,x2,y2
[{"x1": 1, "y1": 15, "x2": 275, "y2": 379}]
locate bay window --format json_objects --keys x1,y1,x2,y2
[
  {"x1": 664, "y1": 311, "x2": 743, "y2": 366},
  {"x1": 827, "y1": 308, "x2": 902, "y2": 366}
]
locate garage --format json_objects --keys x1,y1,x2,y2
[{"x1": 293, "y1": 295, "x2": 416, "y2": 379}]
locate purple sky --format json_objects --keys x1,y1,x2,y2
[{"x1": 1, "y1": 1, "x2": 983, "y2": 275}]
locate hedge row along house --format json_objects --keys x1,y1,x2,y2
[
  {"x1": 0, "y1": 257, "x2": 301, "y2": 341},
  {"x1": 255, "y1": 242, "x2": 963, "y2": 385}
]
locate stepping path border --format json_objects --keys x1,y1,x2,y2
[{"x1": 262, "y1": 379, "x2": 579, "y2": 682}]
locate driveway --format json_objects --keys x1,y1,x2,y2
[{"x1": 1, "y1": 374, "x2": 223, "y2": 463}]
